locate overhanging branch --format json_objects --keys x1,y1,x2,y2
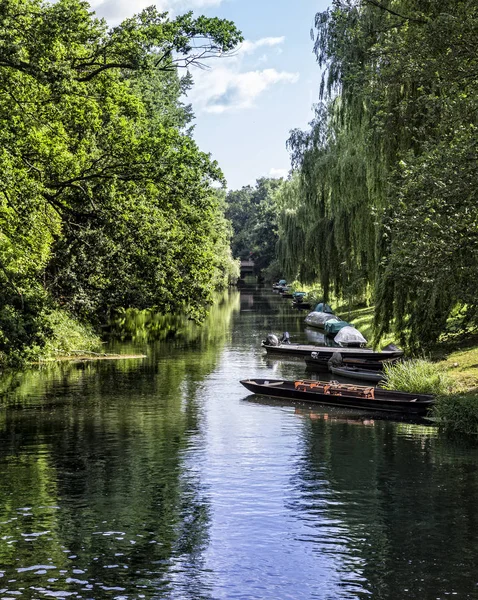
[{"x1": 363, "y1": 0, "x2": 427, "y2": 24}]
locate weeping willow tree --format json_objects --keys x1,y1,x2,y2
[
  {"x1": 281, "y1": 100, "x2": 377, "y2": 302},
  {"x1": 280, "y1": 0, "x2": 478, "y2": 349}
]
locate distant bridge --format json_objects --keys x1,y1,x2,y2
[{"x1": 240, "y1": 260, "x2": 255, "y2": 278}]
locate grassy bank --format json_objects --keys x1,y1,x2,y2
[
  {"x1": 341, "y1": 306, "x2": 478, "y2": 437},
  {"x1": 0, "y1": 308, "x2": 104, "y2": 368},
  {"x1": 35, "y1": 311, "x2": 148, "y2": 363},
  {"x1": 432, "y1": 345, "x2": 478, "y2": 437},
  {"x1": 40, "y1": 310, "x2": 103, "y2": 360}
]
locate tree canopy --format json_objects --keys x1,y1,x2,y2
[
  {"x1": 0, "y1": 0, "x2": 243, "y2": 364},
  {"x1": 226, "y1": 177, "x2": 283, "y2": 276}
]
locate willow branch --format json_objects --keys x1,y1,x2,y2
[{"x1": 363, "y1": 0, "x2": 427, "y2": 24}]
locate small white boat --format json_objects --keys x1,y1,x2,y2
[{"x1": 334, "y1": 326, "x2": 367, "y2": 347}]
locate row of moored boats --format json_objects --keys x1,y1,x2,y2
[
  {"x1": 273, "y1": 280, "x2": 368, "y2": 347},
  {"x1": 239, "y1": 281, "x2": 434, "y2": 417}
]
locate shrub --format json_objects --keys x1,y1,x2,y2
[
  {"x1": 0, "y1": 301, "x2": 102, "y2": 367},
  {"x1": 433, "y1": 394, "x2": 478, "y2": 437},
  {"x1": 40, "y1": 310, "x2": 102, "y2": 359}
]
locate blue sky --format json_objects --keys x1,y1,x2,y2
[{"x1": 89, "y1": 0, "x2": 331, "y2": 189}]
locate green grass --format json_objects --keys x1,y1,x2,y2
[
  {"x1": 437, "y1": 345, "x2": 478, "y2": 392},
  {"x1": 382, "y1": 359, "x2": 453, "y2": 395}
]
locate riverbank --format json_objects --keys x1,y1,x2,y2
[
  {"x1": 432, "y1": 344, "x2": 478, "y2": 437},
  {"x1": 332, "y1": 301, "x2": 478, "y2": 437},
  {"x1": 36, "y1": 352, "x2": 147, "y2": 364},
  {"x1": 288, "y1": 289, "x2": 478, "y2": 436}
]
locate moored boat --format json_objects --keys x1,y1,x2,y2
[
  {"x1": 293, "y1": 300, "x2": 312, "y2": 309},
  {"x1": 324, "y1": 318, "x2": 351, "y2": 336},
  {"x1": 314, "y1": 302, "x2": 334, "y2": 314},
  {"x1": 304, "y1": 311, "x2": 337, "y2": 329},
  {"x1": 329, "y1": 365, "x2": 385, "y2": 383},
  {"x1": 305, "y1": 353, "x2": 395, "y2": 372},
  {"x1": 280, "y1": 288, "x2": 294, "y2": 298},
  {"x1": 240, "y1": 378, "x2": 433, "y2": 416},
  {"x1": 334, "y1": 325, "x2": 367, "y2": 348},
  {"x1": 262, "y1": 341, "x2": 404, "y2": 360}
]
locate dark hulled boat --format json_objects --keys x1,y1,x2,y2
[
  {"x1": 305, "y1": 355, "x2": 391, "y2": 372},
  {"x1": 305, "y1": 353, "x2": 398, "y2": 374},
  {"x1": 262, "y1": 342, "x2": 403, "y2": 361},
  {"x1": 328, "y1": 365, "x2": 385, "y2": 383},
  {"x1": 292, "y1": 301, "x2": 312, "y2": 310},
  {"x1": 240, "y1": 379, "x2": 434, "y2": 416}
]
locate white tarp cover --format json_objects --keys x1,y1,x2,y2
[
  {"x1": 334, "y1": 326, "x2": 367, "y2": 346},
  {"x1": 304, "y1": 311, "x2": 337, "y2": 328}
]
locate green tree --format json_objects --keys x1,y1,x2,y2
[
  {"x1": 226, "y1": 177, "x2": 283, "y2": 276},
  {"x1": 0, "y1": 0, "x2": 243, "y2": 364}
]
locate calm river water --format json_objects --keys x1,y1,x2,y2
[{"x1": 0, "y1": 285, "x2": 478, "y2": 600}]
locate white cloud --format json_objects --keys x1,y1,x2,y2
[
  {"x1": 191, "y1": 67, "x2": 299, "y2": 113},
  {"x1": 89, "y1": 0, "x2": 223, "y2": 24},
  {"x1": 269, "y1": 168, "x2": 289, "y2": 179},
  {"x1": 82, "y1": 1, "x2": 299, "y2": 116},
  {"x1": 237, "y1": 37, "x2": 285, "y2": 55},
  {"x1": 189, "y1": 36, "x2": 299, "y2": 114}
]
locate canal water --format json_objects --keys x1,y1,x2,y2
[{"x1": 0, "y1": 285, "x2": 477, "y2": 600}]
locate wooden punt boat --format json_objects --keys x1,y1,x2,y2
[
  {"x1": 262, "y1": 342, "x2": 404, "y2": 361},
  {"x1": 240, "y1": 379, "x2": 433, "y2": 416}
]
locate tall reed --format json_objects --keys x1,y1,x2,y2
[{"x1": 382, "y1": 359, "x2": 452, "y2": 395}]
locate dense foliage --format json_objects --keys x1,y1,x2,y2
[
  {"x1": 433, "y1": 394, "x2": 478, "y2": 438},
  {"x1": 0, "y1": 0, "x2": 242, "y2": 364},
  {"x1": 226, "y1": 177, "x2": 283, "y2": 277},
  {"x1": 278, "y1": 0, "x2": 478, "y2": 349}
]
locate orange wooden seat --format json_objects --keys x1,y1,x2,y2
[{"x1": 295, "y1": 380, "x2": 375, "y2": 399}]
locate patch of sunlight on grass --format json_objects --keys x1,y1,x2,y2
[{"x1": 439, "y1": 347, "x2": 478, "y2": 392}]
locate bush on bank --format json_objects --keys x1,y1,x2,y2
[
  {"x1": 433, "y1": 395, "x2": 478, "y2": 438},
  {"x1": 40, "y1": 310, "x2": 102, "y2": 360},
  {"x1": 381, "y1": 358, "x2": 478, "y2": 438},
  {"x1": 0, "y1": 304, "x2": 102, "y2": 368}
]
